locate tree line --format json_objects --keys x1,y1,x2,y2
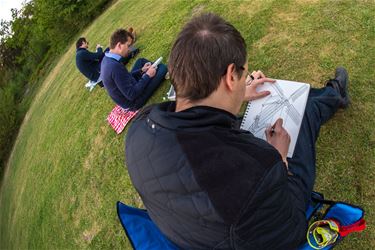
[{"x1": 0, "y1": 0, "x2": 112, "y2": 179}]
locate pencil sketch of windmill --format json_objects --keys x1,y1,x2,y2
[{"x1": 246, "y1": 83, "x2": 309, "y2": 137}]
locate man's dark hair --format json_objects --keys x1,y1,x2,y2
[
  {"x1": 169, "y1": 13, "x2": 247, "y2": 100},
  {"x1": 76, "y1": 37, "x2": 87, "y2": 49},
  {"x1": 109, "y1": 29, "x2": 134, "y2": 49}
]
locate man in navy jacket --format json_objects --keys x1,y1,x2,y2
[
  {"x1": 75, "y1": 37, "x2": 104, "y2": 83},
  {"x1": 101, "y1": 29, "x2": 167, "y2": 110},
  {"x1": 126, "y1": 13, "x2": 349, "y2": 249}
]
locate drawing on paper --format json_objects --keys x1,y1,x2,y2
[{"x1": 244, "y1": 83, "x2": 309, "y2": 139}]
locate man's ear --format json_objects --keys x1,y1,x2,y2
[
  {"x1": 115, "y1": 42, "x2": 122, "y2": 50},
  {"x1": 223, "y1": 63, "x2": 236, "y2": 91}
]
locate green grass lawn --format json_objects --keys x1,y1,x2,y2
[{"x1": 0, "y1": 0, "x2": 374, "y2": 249}]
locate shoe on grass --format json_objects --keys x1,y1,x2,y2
[{"x1": 326, "y1": 66, "x2": 350, "y2": 109}]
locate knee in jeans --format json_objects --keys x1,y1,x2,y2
[
  {"x1": 136, "y1": 58, "x2": 149, "y2": 65},
  {"x1": 157, "y1": 64, "x2": 168, "y2": 75}
]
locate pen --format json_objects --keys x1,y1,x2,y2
[{"x1": 271, "y1": 126, "x2": 275, "y2": 135}]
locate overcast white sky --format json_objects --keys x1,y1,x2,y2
[{"x1": 0, "y1": 0, "x2": 27, "y2": 21}]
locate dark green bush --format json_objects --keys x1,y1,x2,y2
[{"x1": 0, "y1": 85, "x2": 17, "y2": 173}]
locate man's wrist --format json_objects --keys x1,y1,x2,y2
[{"x1": 142, "y1": 74, "x2": 151, "y2": 80}]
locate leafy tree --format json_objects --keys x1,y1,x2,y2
[{"x1": 0, "y1": 0, "x2": 112, "y2": 178}]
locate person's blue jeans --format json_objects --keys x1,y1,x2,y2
[
  {"x1": 288, "y1": 86, "x2": 342, "y2": 207},
  {"x1": 130, "y1": 58, "x2": 167, "y2": 110}
]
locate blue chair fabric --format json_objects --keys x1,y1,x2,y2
[{"x1": 117, "y1": 192, "x2": 364, "y2": 250}]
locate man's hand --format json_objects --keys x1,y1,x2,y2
[
  {"x1": 244, "y1": 70, "x2": 275, "y2": 101},
  {"x1": 265, "y1": 118, "x2": 290, "y2": 165},
  {"x1": 145, "y1": 66, "x2": 156, "y2": 78},
  {"x1": 142, "y1": 62, "x2": 152, "y2": 73},
  {"x1": 250, "y1": 70, "x2": 266, "y2": 80},
  {"x1": 96, "y1": 44, "x2": 102, "y2": 50}
]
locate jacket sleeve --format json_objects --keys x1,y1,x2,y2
[
  {"x1": 233, "y1": 161, "x2": 307, "y2": 250},
  {"x1": 131, "y1": 68, "x2": 143, "y2": 78},
  {"x1": 81, "y1": 48, "x2": 103, "y2": 61},
  {"x1": 112, "y1": 63, "x2": 151, "y2": 101}
]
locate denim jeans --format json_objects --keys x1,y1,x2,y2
[
  {"x1": 130, "y1": 58, "x2": 167, "y2": 110},
  {"x1": 288, "y1": 87, "x2": 341, "y2": 206}
]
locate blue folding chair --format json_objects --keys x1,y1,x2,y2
[
  {"x1": 117, "y1": 202, "x2": 179, "y2": 250},
  {"x1": 117, "y1": 192, "x2": 365, "y2": 250}
]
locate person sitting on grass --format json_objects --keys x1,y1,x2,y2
[
  {"x1": 75, "y1": 35, "x2": 139, "y2": 87},
  {"x1": 100, "y1": 29, "x2": 167, "y2": 110},
  {"x1": 125, "y1": 13, "x2": 350, "y2": 249},
  {"x1": 75, "y1": 37, "x2": 105, "y2": 86}
]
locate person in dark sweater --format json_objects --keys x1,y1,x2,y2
[
  {"x1": 75, "y1": 37, "x2": 104, "y2": 83},
  {"x1": 125, "y1": 13, "x2": 350, "y2": 249},
  {"x1": 100, "y1": 29, "x2": 167, "y2": 110}
]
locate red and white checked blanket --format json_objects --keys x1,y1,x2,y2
[{"x1": 107, "y1": 105, "x2": 139, "y2": 134}]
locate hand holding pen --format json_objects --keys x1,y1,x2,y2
[
  {"x1": 142, "y1": 62, "x2": 152, "y2": 72},
  {"x1": 265, "y1": 118, "x2": 290, "y2": 168},
  {"x1": 142, "y1": 62, "x2": 156, "y2": 78}
]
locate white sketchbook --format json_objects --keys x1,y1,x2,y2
[{"x1": 240, "y1": 79, "x2": 310, "y2": 158}]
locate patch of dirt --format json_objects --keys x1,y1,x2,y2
[
  {"x1": 276, "y1": 11, "x2": 301, "y2": 22},
  {"x1": 83, "y1": 125, "x2": 107, "y2": 170},
  {"x1": 72, "y1": 182, "x2": 102, "y2": 230},
  {"x1": 191, "y1": 4, "x2": 205, "y2": 16},
  {"x1": 294, "y1": 0, "x2": 320, "y2": 3},
  {"x1": 82, "y1": 222, "x2": 101, "y2": 243},
  {"x1": 238, "y1": 0, "x2": 274, "y2": 18}
]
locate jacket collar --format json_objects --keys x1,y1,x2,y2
[
  {"x1": 148, "y1": 102, "x2": 240, "y2": 131},
  {"x1": 105, "y1": 52, "x2": 122, "y2": 61},
  {"x1": 76, "y1": 47, "x2": 87, "y2": 52}
]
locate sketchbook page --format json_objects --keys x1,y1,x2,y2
[{"x1": 240, "y1": 79, "x2": 310, "y2": 158}]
